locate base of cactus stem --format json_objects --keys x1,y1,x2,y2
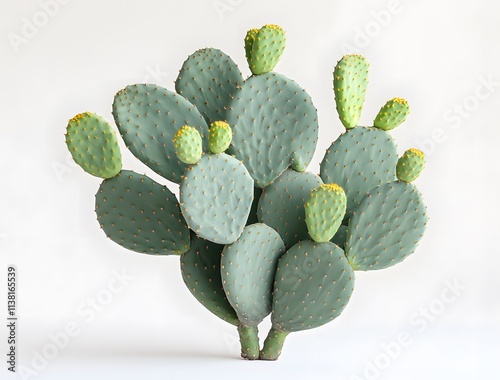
[
  {"x1": 238, "y1": 323, "x2": 259, "y2": 360},
  {"x1": 259, "y1": 327, "x2": 289, "y2": 360}
]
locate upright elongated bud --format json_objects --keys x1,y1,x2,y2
[
  {"x1": 245, "y1": 24, "x2": 286, "y2": 75},
  {"x1": 333, "y1": 54, "x2": 369, "y2": 129}
]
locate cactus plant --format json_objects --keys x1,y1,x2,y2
[{"x1": 63, "y1": 23, "x2": 429, "y2": 361}]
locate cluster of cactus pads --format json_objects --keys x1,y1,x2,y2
[{"x1": 65, "y1": 24, "x2": 428, "y2": 360}]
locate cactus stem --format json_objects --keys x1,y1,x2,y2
[
  {"x1": 259, "y1": 327, "x2": 289, "y2": 360},
  {"x1": 238, "y1": 323, "x2": 260, "y2": 360}
]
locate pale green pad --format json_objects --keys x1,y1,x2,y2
[
  {"x1": 175, "y1": 48, "x2": 243, "y2": 124},
  {"x1": 208, "y1": 121, "x2": 232, "y2": 154},
  {"x1": 180, "y1": 154, "x2": 253, "y2": 244},
  {"x1": 246, "y1": 24, "x2": 286, "y2": 75},
  {"x1": 257, "y1": 169, "x2": 323, "y2": 248},
  {"x1": 396, "y1": 148, "x2": 426, "y2": 183},
  {"x1": 180, "y1": 233, "x2": 238, "y2": 325},
  {"x1": 305, "y1": 184, "x2": 347, "y2": 243},
  {"x1": 346, "y1": 181, "x2": 428, "y2": 270},
  {"x1": 271, "y1": 240, "x2": 355, "y2": 332},
  {"x1": 65, "y1": 112, "x2": 122, "y2": 179},
  {"x1": 227, "y1": 72, "x2": 318, "y2": 188},
  {"x1": 320, "y1": 127, "x2": 398, "y2": 217},
  {"x1": 173, "y1": 126, "x2": 203, "y2": 164},
  {"x1": 244, "y1": 29, "x2": 259, "y2": 66},
  {"x1": 95, "y1": 170, "x2": 190, "y2": 255},
  {"x1": 374, "y1": 98, "x2": 410, "y2": 131},
  {"x1": 221, "y1": 223, "x2": 285, "y2": 326},
  {"x1": 333, "y1": 54, "x2": 369, "y2": 129},
  {"x1": 112, "y1": 84, "x2": 208, "y2": 184}
]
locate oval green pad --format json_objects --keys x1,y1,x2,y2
[
  {"x1": 305, "y1": 184, "x2": 347, "y2": 243},
  {"x1": 334, "y1": 55, "x2": 369, "y2": 129},
  {"x1": 271, "y1": 240, "x2": 354, "y2": 332},
  {"x1": 246, "y1": 25, "x2": 286, "y2": 75},
  {"x1": 65, "y1": 112, "x2": 122, "y2": 179},
  {"x1": 221, "y1": 224, "x2": 285, "y2": 326},
  {"x1": 95, "y1": 170, "x2": 190, "y2": 255},
  {"x1": 173, "y1": 126, "x2": 203, "y2": 164},
  {"x1": 258, "y1": 169, "x2": 323, "y2": 248},
  {"x1": 180, "y1": 234, "x2": 239, "y2": 325},
  {"x1": 396, "y1": 148, "x2": 426, "y2": 183},
  {"x1": 320, "y1": 127, "x2": 398, "y2": 216},
  {"x1": 180, "y1": 153, "x2": 253, "y2": 244},
  {"x1": 374, "y1": 98, "x2": 410, "y2": 131},
  {"x1": 112, "y1": 84, "x2": 209, "y2": 184},
  {"x1": 226, "y1": 72, "x2": 319, "y2": 188},
  {"x1": 208, "y1": 121, "x2": 232, "y2": 154},
  {"x1": 175, "y1": 48, "x2": 243, "y2": 125},
  {"x1": 346, "y1": 181, "x2": 428, "y2": 271}
]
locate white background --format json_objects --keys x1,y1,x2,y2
[{"x1": 1, "y1": 0, "x2": 499, "y2": 379}]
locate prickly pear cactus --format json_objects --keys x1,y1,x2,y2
[{"x1": 64, "y1": 23, "x2": 429, "y2": 362}]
